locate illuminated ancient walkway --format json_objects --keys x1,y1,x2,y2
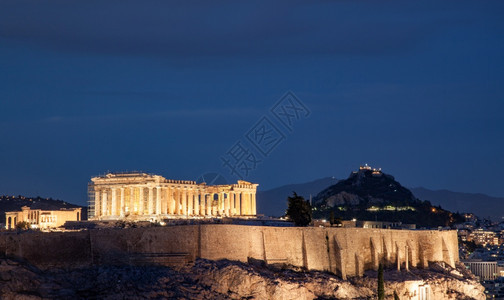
[{"x1": 89, "y1": 173, "x2": 258, "y2": 220}]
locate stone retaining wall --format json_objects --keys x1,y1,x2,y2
[{"x1": 0, "y1": 225, "x2": 458, "y2": 278}]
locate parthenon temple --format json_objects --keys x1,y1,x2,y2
[{"x1": 88, "y1": 172, "x2": 258, "y2": 220}]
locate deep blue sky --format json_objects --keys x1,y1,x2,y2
[{"x1": 0, "y1": 0, "x2": 503, "y2": 207}]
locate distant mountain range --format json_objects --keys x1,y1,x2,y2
[
  {"x1": 257, "y1": 176, "x2": 504, "y2": 221},
  {"x1": 257, "y1": 177, "x2": 339, "y2": 217},
  {"x1": 409, "y1": 187, "x2": 504, "y2": 221},
  {"x1": 0, "y1": 195, "x2": 87, "y2": 225}
]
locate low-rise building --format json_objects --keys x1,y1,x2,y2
[
  {"x1": 462, "y1": 259, "x2": 501, "y2": 281},
  {"x1": 5, "y1": 206, "x2": 82, "y2": 230},
  {"x1": 339, "y1": 220, "x2": 416, "y2": 229}
]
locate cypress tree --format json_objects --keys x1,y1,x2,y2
[
  {"x1": 394, "y1": 290, "x2": 400, "y2": 300},
  {"x1": 378, "y1": 263, "x2": 385, "y2": 300}
]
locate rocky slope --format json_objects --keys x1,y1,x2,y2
[{"x1": 0, "y1": 258, "x2": 484, "y2": 300}]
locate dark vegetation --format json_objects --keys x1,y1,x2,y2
[
  {"x1": 377, "y1": 263, "x2": 384, "y2": 300},
  {"x1": 285, "y1": 192, "x2": 312, "y2": 226},
  {"x1": 311, "y1": 169, "x2": 464, "y2": 228}
]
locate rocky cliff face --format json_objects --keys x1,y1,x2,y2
[{"x1": 0, "y1": 258, "x2": 485, "y2": 300}]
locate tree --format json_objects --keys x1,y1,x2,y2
[
  {"x1": 378, "y1": 263, "x2": 385, "y2": 300},
  {"x1": 285, "y1": 192, "x2": 312, "y2": 226},
  {"x1": 394, "y1": 290, "x2": 400, "y2": 300},
  {"x1": 16, "y1": 221, "x2": 30, "y2": 230}
]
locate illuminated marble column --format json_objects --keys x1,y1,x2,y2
[
  {"x1": 120, "y1": 188, "x2": 125, "y2": 217},
  {"x1": 174, "y1": 188, "x2": 179, "y2": 214},
  {"x1": 187, "y1": 190, "x2": 193, "y2": 216},
  {"x1": 251, "y1": 192, "x2": 256, "y2": 215},
  {"x1": 129, "y1": 187, "x2": 134, "y2": 213},
  {"x1": 248, "y1": 192, "x2": 253, "y2": 215},
  {"x1": 228, "y1": 192, "x2": 233, "y2": 215},
  {"x1": 179, "y1": 188, "x2": 183, "y2": 215},
  {"x1": 229, "y1": 192, "x2": 235, "y2": 215},
  {"x1": 224, "y1": 193, "x2": 230, "y2": 216},
  {"x1": 169, "y1": 187, "x2": 175, "y2": 214},
  {"x1": 248, "y1": 192, "x2": 252, "y2": 215},
  {"x1": 240, "y1": 192, "x2": 246, "y2": 215},
  {"x1": 181, "y1": 189, "x2": 187, "y2": 215},
  {"x1": 138, "y1": 187, "x2": 144, "y2": 215},
  {"x1": 212, "y1": 194, "x2": 218, "y2": 216},
  {"x1": 102, "y1": 189, "x2": 108, "y2": 216},
  {"x1": 250, "y1": 192, "x2": 254, "y2": 215},
  {"x1": 111, "y1": 188, "x2": 117, "y2": 216},
  {"x1": 192, "y1": 191, "x2": 197, "y2": 215},
  {"x1": 220, "y1": 193, "x2": 225, "y2": 215},
  {"x1": 235, "y1": 192, "x2": 241, "y2": 216},
  {"x1": 148, "y1": 187, "x2": 154, "y2": 215},
  {"x1": 94, "y1": 190, "x2": 101, "y2": 218},
  {"x1": 163, "y1": 188, "x2": 168, "y2": 214},
  {"x1": 171, "y1": 188, "x2": 176, "y2": 214},
  {"x1": 241, "y1": 192, "x2": 247, "y2": 215},
  {"x1": 217, "y1": 193, "x2": 223, "y2": 215},
  {"x1": 247, "y1": 192, "x2": 252, "y2": 215},
  {"x1": 166, "y1": 187, "x2": 171, "y2": 214},
  {"x1": 206, "y1": 194, "x2": 212, "y2": 216},
  {"x1": 194, "y1": 191, "x2": 200, "y2": 216},
  {"x1": 200, "y1": 190, "x2": 205, "y2": 216},
  {"x1": 156, "y1": 186, "x2": 161, "y2": 215}
]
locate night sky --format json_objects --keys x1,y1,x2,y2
[{"x1": 0, "y1": 0, "x2": 503, "y2": 207}]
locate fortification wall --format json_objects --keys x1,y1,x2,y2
[
  {"x1": 0, "y1": 231, "x2": 92, "y2": 269},
  {"x1": 0, "y1": 225, "x2": 458, "y2": 278},
  {"x1": 198, "y1": 226, "x2": 458, "y2": 278}
]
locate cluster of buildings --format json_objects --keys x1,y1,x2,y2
[
  {"x1": 457, "y1": 214, "x2": 504, "y2": 298},
  {"x1": 457, "y1": 213, "x2": 504, "y2": 248},
  {"x1": 357, "y1": 163, "x2": 383, "y2": 177},
  {"x1": 313, "y1": 219, "x2": 416, "y2": 230},
  {"x1": 459, "y1": 228, "x2": 503, "y2": 247}
]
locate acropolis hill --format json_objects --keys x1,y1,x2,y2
[
  {"x1": 3, "y1": 172, "x2": 459, "y2": 278},
  {"x1": 0, "y1": 172, "x2": 485, "y2": 299},
  {"x1": 0, "y1": 225, "x2": 484, "y2": 299}
]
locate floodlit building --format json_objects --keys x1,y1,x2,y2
[
  {"x1": 88, "y1": 172, "x2": 258, "y2": 221},
  {"x1": 468, "y1": 229, "x2": 499, "y2": 246},
  {"x1": 5, "y1": 206, "x2": 82, "y2": 230},
  {"x1": 462, "y1": 259, "x2": 501, "y2": 281},
  {"x1": 340, "y1": 220, "x2": 416, "y2": 229}
]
